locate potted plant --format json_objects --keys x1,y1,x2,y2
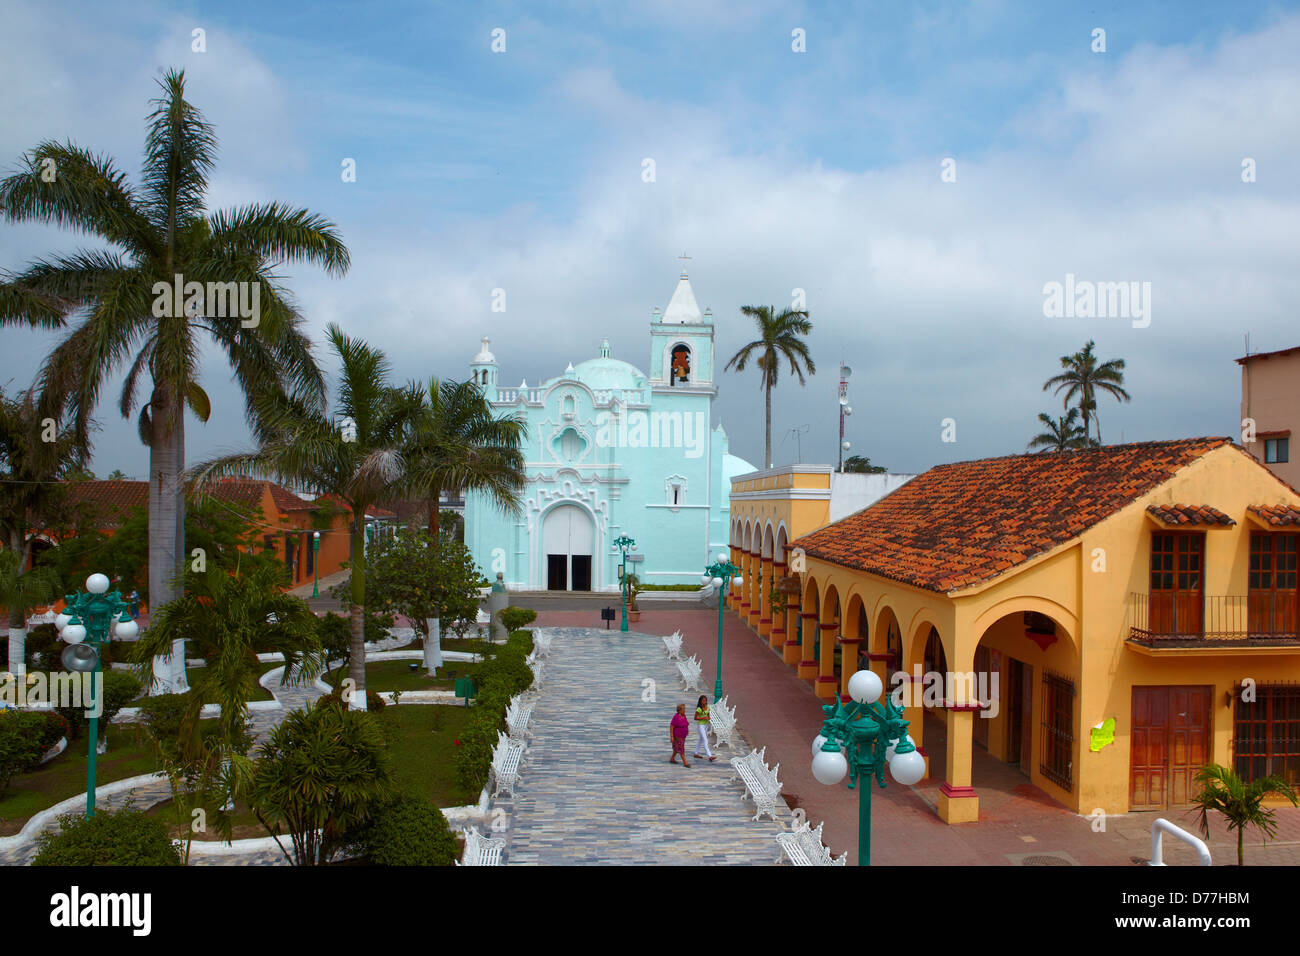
[
  {"x1": 624, "y1": 573, "x2": 643, "y2": 624},
  {"x1": 1189, "y1": 762, "x2": 1298, "y2": 865}
]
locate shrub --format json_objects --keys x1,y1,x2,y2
[
  {"x1": 359, "y1": 792, "x2": 459, "y2": 866},
  {"x1": 31, "y1": 807, "x2": 182, "y2": 866},
  {"x1": 0, "y1": 709, "x2": 55, "y2": 795},
  {"x1": 56, "y1": 669, "x2": 142, "y2": 742},
  {"x1": 452, "y1": 630, "x2": 536, "y2": 792},
  {"x1": 498, "y1": 607, "x2": 537, "y2": 633},
  {"x1": 23, "y1": 623, "x2": 60, "y2": 671},
  {"x1": 248, "y1": 698, "x2": 394, "y2": 865}
]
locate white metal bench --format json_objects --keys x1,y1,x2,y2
[
  {"x1": 490, "y1": 735, "x2": 526, "y2": 797},
  {"x1": 532, "y1": 633, "x2": 553, "y2": 657},
  {"x1": 458, "y1": 825, "x2": 505, "y2": 866},
  {"x1": 662, "y1": 630, "x2": 684, "y2": 660},
  {"x1": 776, "y1": 820, "x2": 846, "y2": 866},
  {"x1": 709, "y1": 695, "x2": 743, "y2": 751},
  {"x1": 729, "y1": 747, "x2": 784, "y2": 822},
  {"x1": 505, "y1": 697, "x2": 535, "y2": 742},
  {"x1": 527, "y1": 659, "x2": 544, "y2": 689},
  {"x1": 676, "y1": 655, "x2": 705, "y2": 692}
]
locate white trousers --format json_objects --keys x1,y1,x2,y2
[{"x1": 694, "y1": 723, "x2": 713, "y2": 757}]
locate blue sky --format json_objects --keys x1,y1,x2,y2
[{"x1": 2, "y1": 0, "x2": 1298, "y2": 476}]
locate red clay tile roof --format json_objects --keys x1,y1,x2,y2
[
  {"x1": 62, "y1": 480, "x2": 148, "y2": 527},
  {"x1": 62, "y1": 479, "x2": 315, "y2": 528},
  {"x1": 795, "y1": 437, "x2": 1233, "y2": 593},
  {"x1": 1248, "y1": 504, "x2": 1300, "y2": 527},
  {"x1": 1236, "y1": 345, "x2": 1300, "y2": 364},
  {"x1": 1146, "y1": 503, "x2": 1235, "y2": 527}
]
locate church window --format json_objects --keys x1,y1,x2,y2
[
  {"x1": 670, "y1": 345, "x2": 691, "y2": 385},
  {"x1": 563, "y1": 394, "x2": 576, "y2": 418},
  {"x1": 559, "y1": 427, "x2": 584, "y2": 462}
]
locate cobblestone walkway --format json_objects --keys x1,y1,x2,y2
[{"x1": 498, "y1": 627, "x2": 791, "y2": 865}]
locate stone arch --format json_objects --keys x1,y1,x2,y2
[{"x1": 971, "y1": 595, "x2": 1080, "y2": 656}]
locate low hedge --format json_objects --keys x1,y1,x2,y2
[
  {"x1": 453, "y1": 630, "x2": 535, "y2": 792},
  {"x1": 0, "y1": 710, "x2": 67, "y2": 796}
]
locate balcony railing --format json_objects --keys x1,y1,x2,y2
[{"x1": 1127, "y1": 591, "x2": 1300, "y2": 646}]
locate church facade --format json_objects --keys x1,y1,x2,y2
[{"x1": 464, "y1": 267, "x2": 755, "y2": 592}]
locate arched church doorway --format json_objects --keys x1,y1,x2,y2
[{"x1": 543, "y1": 504, "x2": 594, "y2": 591}]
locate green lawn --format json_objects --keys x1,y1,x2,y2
[
  {"x1": 128, "y1": 660, "x2": 283, "y2": 705},
  {"x1": 0, "y1": 725, "x2": 161, "y2": 836},
  {"x1": 145, "y1": 798, "x2": 268, "y2": 843},
  {"x1": 377, "y1": 704, "x2": 478, "y2": 809},
  {"x1": 326, "y1": 659, "x2": 481, "y2": 693}
]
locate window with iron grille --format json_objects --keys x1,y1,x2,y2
[
  {"x1": 1040, "y1": 671, "x2": 1075, "y2": 790},
  {"x1": 1233, "y1": 684, "x2": 1300, "y2": 788}
]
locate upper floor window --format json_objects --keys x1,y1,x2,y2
[{"x1": 1265, "y1": 437, "x2": 1290, "y2": 463}]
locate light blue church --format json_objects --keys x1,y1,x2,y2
[{"x1": 464, "y1": 265, "x2": 755, "y2": 592}]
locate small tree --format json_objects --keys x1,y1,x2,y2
[
  {"x1": 55, "y1": 669, "x2": 141, "y2": 752},
  {"x1": 1189, "y1": 763, "x2": 1298, "y2": 865},
  {"x1": 31, "y1": 806, "x2": 182, "y2": 866},
  {"x1": 0, "y1": 710, "x2": 56, "y2": 796},
  {"x1": 356, "y1": 792, "x2": 459, "y2": 866},
  {"x1": 248, "y1": 697, "x2": 394, "y2": 866},
  {"x1": 363, "y1": 528, "x2": 485, "y2": 675}
]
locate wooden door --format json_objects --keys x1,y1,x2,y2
[
  {"x1": 1150, "y1": 532, "x2": 1204, "y2": 636},
  {"x1": 1130, "y1": 686, "x2": 1212, "y2": 810},
  {"x1": 1249, "y1": 533, "x2": 1298, "y2": 636},
  {"x1": 1019, "y1": 662, "x2": 1033, "y2": 774},
  {"x1": 1005, "y1": 658, "x2": 1031, "y2": 773}
]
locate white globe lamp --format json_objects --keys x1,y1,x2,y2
[
  {"x1": 62, "y1": 621, "x2": 87, "y2": 644},
  {"x1": 812, "y1": 747, "x2": 849, "y2": 786},
  {"x1": 847, "y1": 669, "x2": 883, "y2": 705},
  {"x1": 55, "y1": 612, "x2": 70, "y2": 632},
  {"x1": 85, "y1": 572, "x2": 110, "y2": 594},
  {"x1": 115, "y1": 617, "x2": 139, "y2": 640},
  {"x1": 889, "y1": 748, "x2": 926, "y2": 786}
]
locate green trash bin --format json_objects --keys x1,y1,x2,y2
[{"x1": 454, "y1": 677, "x2": 477, "y2": 706}]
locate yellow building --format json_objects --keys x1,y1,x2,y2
[
  {"x1": 736, "y1": 439, "x2": 1300, "y2": 825},
  {"x1": 727, "y1": 465, "x2": 914, "y2": 683}
]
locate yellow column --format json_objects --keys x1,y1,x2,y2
[
  {"x1": 758, "y1": 557, "x2": 773, "y2": 638},
  {"x1": 746, "y1": 552, "x2": 761, "y2": 629},
  {"x1": 937, "y1": 636, "x2": 980, "y2": 824},
  {"x1": 838, "y1": 636, "x2": 863, "y2": 697},
  {"x1": 769, "y1": 561, "x2": 787, "y2": 650},
  {"x1": 798, "y1": 612, "x2": 818, "y2": 682},
  {"x1": 816, "y1": 622, "x2": 838, "y2": 700}
]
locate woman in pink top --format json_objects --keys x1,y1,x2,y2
[{"x1": 669, "y1": 704, "x2": 691, "y2": 767}]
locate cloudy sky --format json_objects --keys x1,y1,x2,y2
[{"x1": 2, "y1": 0, "x2": 1297, "y2": 478}]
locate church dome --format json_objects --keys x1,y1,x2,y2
[
  {"x1": 569, "y1": 356, "x2": 647, "y2": 390},
  {"x1": 723, "y1": 452, "x2": 759, "y2": 483}
]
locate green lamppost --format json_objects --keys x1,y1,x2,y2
[
  {"x1": 613, "y1": 535, "x2": 636, "y2": 632},
  {"x1": 701, "y1": 552, "x2": 742, "y2": 700},
  {"x1": 54, "y1": 573, "x2": 137, "y2": 818},
  {"x1": 811, "y1": 669, "x2": 926, "y2": 865},
  {"x1": 311, "y1": 530, "x2": 321, "y2": 598}
]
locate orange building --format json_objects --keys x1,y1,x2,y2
[{"x1": 47, "y1": 478, "x2": 356, "y2": 593}]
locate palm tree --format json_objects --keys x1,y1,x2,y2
[
  {"x1": 1042, "y1": 340, "x2": 1130, "y2": 445},
  {"x1": 725, "y1": 306, "x2": 815, "y2": 468},
  {"x1": 0, "y1": 387, "x2": 81, "y2": 675},
  {"x1": 132, "y1": 560, "x2": 321, "y2": 859},
  {"x1": 190, "y1": 325, "x2": 419, "y2": 708},
  {"x1": 1189, "y1": 763, "x2": 1298, "y2": 865},
  {"x1": 1027, "y1": 407, "x2": 1091, "y2": 453},
  {"x1": 399, "y1": 378, "x2": 524, "y2": 671},
  {"x1": 0, "y1": 69, "x2": 348, "y2": 694}
]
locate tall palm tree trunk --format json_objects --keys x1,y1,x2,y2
[
  {"x1": 764, "y1": 380, "x2": 773, "y2": 468},
  {"x1": 424, "y1": 487, "x2": 443, "y2": 676},
  {"x1": 170, "y1": 411, "x2": 188, "y2": 691},
  {"x1": 148, "y1": 389, "x2": 184, "y2": 695},
  {"x1": 6, "y1": 531, "x2": 27, "y2": 681},
  {"x1": 348, "y1": 519, "x2": 367, "y2": 709}
]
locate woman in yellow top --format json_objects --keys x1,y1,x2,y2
[{"x1": 693, "y1": 694, "x2": 717, "y2": 761}]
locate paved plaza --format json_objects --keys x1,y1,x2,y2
[
  {"x1": 526, "y1": 607, "x2": 1300, "y2": 867},
  {"x1": 497, "y1": 626, "x2": 793, "y2": 864}
]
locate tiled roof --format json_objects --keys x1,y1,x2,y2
[
  {"x1": 1146, "y1": 503, "x2": 1235, "y2": 527},
  {"x1": 795, "y1": 438, "x2": 1232, "y2": 593},
  {"x1": 62, "y1": 479, "x2": 316, "y2": 528},
  {"x1": 1248, "y1": 504, "x2": 1300, "y2": 527},
  {"x1": 62, "y1": 481, "x2": 148, "y2": 527}
]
